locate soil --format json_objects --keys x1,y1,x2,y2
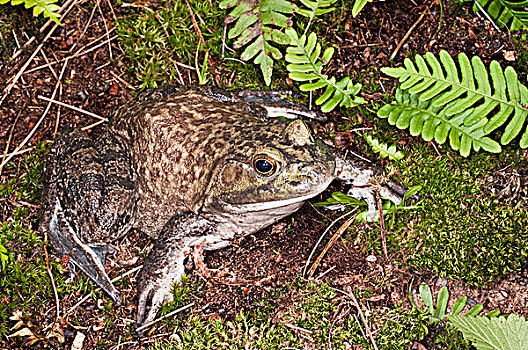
[{"x1": 0, "y1": 0, "x2": 526, "y2": 349}]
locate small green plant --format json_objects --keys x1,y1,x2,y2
[
  {"x1": 0, "y1": 0, "x2": 61, "y2": 24},
  {"x1": 379, "y1": 50, "x2": 528, "y2": 156},
  {"x1": 220, "y1": 0, "x2": 296, "y2": 86},
  {"x1": 364, "y1": 134, "x2": 405, "y2": 161},
  {"x1": 448, "y1": 313, "x2": 528, "y2": 350},
  {"x1": 472, "y1": 0, "x2": 528, "y2": 33},
  {"x1": 416, "y1": 283, "x2": 491, "y2": 324},
  {"x1": 285, "y1": 29, "x2": 365, "y2": 112}
]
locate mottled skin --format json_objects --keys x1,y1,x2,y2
[{"x1": 39, "y1": 86, "x2": 404, "y2": 329}]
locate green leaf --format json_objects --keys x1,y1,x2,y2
[
  {"x1": 419, "y1": 283, "x2": 434, "y2": 315},
  {"x1": 451, "y1": 296, "x2": 468, "y2": 316},
  {"x1": 434, "y1": 286, "x2": 449, "y2": 320},
  {"x1": 473, "y1": 0, "x2": 528, "y2": 33},
  {"x1": 285, "y1": 29, "x2": 364, "y2": 113},
  {"x1": 0, "y1": 242, "x2": 8, "y2": 272},
  {"x1": 363, "y1": 134, "x2": 405, "y2": 161},
  {"x1": 222, "y1": 0, "x2": 295, "y2": 85},
  {"x1": 3, "y1": 0, "x2": 61, "y2": 24},
  {"x1": 448, "y1": 314, "x2": 528, "y2": 350},
  {"x1": 379, "y1": 50, "x2": 528, "y2": 156}
]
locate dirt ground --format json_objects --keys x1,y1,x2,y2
[{"x1": 1, "y1": 0, "x2": 527, "y2": 348}]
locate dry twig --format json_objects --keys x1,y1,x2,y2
[
  {"x1": 303, "y1": 210, "x2": 356, "y2": 277},
  {"x1": 307, "y1": 214, "x2": 357, "y2": 278},
  {"x1": 184, "y1": 0, "x2": 206, "y2": 46},
  {"x1": 390, "y1": 2, "x2": 432, "y2": 60},
  {"x1": 135, "y1": 302, "x2": 195, "y2": 333},
  {"x1": 376, "y1": 193, "x2": 388, "y2": 259},
  {"x1": 37, "y1": 95, "x2": 108, "y2": 122}
]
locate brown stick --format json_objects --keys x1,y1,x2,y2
[
  {"x1": 307, "y1": 214, "x2": 357, "y2": 278},
  {"x1": 184, "y1": 0, "x2": 206, "y2": 46},
  {"x1": 377, "y1": 194, "x2": 388, "y2": 260},
  {"x1": 37, "y1": 95, "x2": 108, "y2": 121},
  {"x1": 390, "y1": 3, "x2": 431, "y2": 60}
]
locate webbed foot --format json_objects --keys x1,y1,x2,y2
[{"x1": 49, "y1": 211, "x2": 121, "y2": 303}]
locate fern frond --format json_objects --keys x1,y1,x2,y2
[
  {"x1": 378, "y1": 88, "x2": 502, "y2": 156},
  {"x1": 380, "y1": 50, "x2": 528, "y2": 156},
  {"x1": 364, "y1": 134, "x2": 405, "y2": 161},
  {"x1": 296, "y1": 0, "x2": 336, "y2": 35},
  {"x1": 448, "y1": 314, "x2": 528, "y2": 350},
  {"x1": 474, "y1": 0, "x2": 528, "y2": 33},
  {"x1": 285, "y1": 28, "x2": 365, "y2": 112},
  {"x1": 296, "y1": 0, "x2": 336, "y2": 19},
  {"x1": 220, "y1": 0, "x2": 295, "y2": 86},
  {"x1": 0, "y1": 0, "x2": 61, "y2": 24},
  {"x1": 352, "y1": 0, "x2": 374, "y2": 17}
]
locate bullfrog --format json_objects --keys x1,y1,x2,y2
[{"x1": 39, "y1": 85, "x2": 405, "y2": 329}]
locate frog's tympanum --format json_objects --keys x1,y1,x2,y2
[{"x1": 39, "y1": 86, "x2": 405, "y2": 329}]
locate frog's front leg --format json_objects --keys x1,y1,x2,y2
[
  {"x1": 335, "y1": 154, "x2": 405, "y2": 218},
  {"x1": 136, "y1": 212, "x2": 214, "y2": 328}
]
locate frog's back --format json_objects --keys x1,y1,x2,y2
[{"x1": 107, "y1": 89, "x2": 278, "y2": 235}]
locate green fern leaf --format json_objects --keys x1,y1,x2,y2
[
  {"x1": 377, "y1": 88, "x2": 501, "y2": 156},
  {"x1": 380, "y1": 50, "x2": 528, "y2": 155},
  {"x1": 1, "y1": 0, "x2": 61, "y2": 24},
  {"x1": 363, "y1": 134, "x2": 405, "y2": 161},
  {"x1": 352, "y1": 0, "x2": 374, "y2": 17},
  {"x1": 285, "y1": 28, "x2": 365, "y2": 112},
  {"x1": 448, "y1": 314, "x2": 528, "y2": 350},
  {"x1": 297, "y1": 0, "x2": 336, "y2": 18},
  {"x1": 474, "y1": 0, "x2": 528, "y2": 33},
  {"x1": 220, "y1": 0, "x2": 295, "y2": 86}
]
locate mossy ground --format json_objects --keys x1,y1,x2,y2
[{"x1": 1, "y1": 0, "x2": 528, "y2": 348}]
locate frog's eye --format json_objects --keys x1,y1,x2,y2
[{"x1": 252, "y1": 154, "x2": 277, "y2": 177}]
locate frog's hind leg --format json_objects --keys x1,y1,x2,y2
[
  {"x1": 40, "y1": 128, "x2": 135, "y2": 304},
  {"x1": 49, "y1": 201, "x2": 121, "y2": 303}
]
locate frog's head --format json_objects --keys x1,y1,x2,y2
[{"x1": 205, "y1": 119, "x2": 335, "y2": 228}]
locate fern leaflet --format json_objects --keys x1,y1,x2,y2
[
  {"x1": 285, "y1": 28, "x2": 365, "y2": 112},
  {"x1": 474, "y1": 0, "x2": 528, "y2": 33},
  {"x1": 363, "y1": 134, "x2": 405, "y2": 161},
  {"x1": 352, "y1": 0, "x2": 374, "y2": 17},
  {"x1": 220, "y1": 0, "x2": 295, "y2": 86},
  {"x1": 0, "y1": 0, "x2": 61, "y2": 24},
  {"x1": 448, "y1": 314, "x2": 528, "y2": 350},
  {"x1": 296, "y1": 0, "x2": 336, "y2": 34},
  {"x1": 379, "y1": 50, "x2": 528, "y2": 156}
]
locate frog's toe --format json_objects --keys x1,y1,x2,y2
[
  {"x1": 49, "y1": 219, "x2": 121, "y2": 304},
  {"x1": 135, "y1": 277, "x2": 175, "y2": 330}
]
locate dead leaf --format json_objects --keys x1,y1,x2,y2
[
  {"x1": 8, "y1": 327, "x2": 34, "y2": 338},
  {"x1": 72, "y1": 332, "x2": 86, "y2": 350},
  {"x1": 503, "y1": 51, "x2": 516, "y2": 61}
]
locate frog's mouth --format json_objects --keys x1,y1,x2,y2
[{"x1": 219, "y1": 191, "x2": 321, "y2": 214}]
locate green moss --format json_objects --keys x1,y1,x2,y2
[
  {"x1": 389, "y1": 144, "x2": 528, "y2": 285},
  {"x1": 116, "y1": 0, "x2": 270, "y2": 90},
  {"x1": 0, "y1": 221, "x2": 78, "y2": 338}
]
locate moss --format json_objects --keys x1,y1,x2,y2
[
  {"x1": 152, "y1": 280, "x2": 429, "y2": 349},
  {"x1": 116, "y1": 0, "x2": 270, "y2": 90},
  {"x1": 387, "y1": 143, "x2": 528, "y2": 286}
]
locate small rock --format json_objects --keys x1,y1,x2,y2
[{"x1": 71, "y1": 332, "x2": 85, "y2": 350}]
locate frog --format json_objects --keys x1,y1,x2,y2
[{"x1": 38, "y1": 85, "x2": 406, "y2": 329}]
